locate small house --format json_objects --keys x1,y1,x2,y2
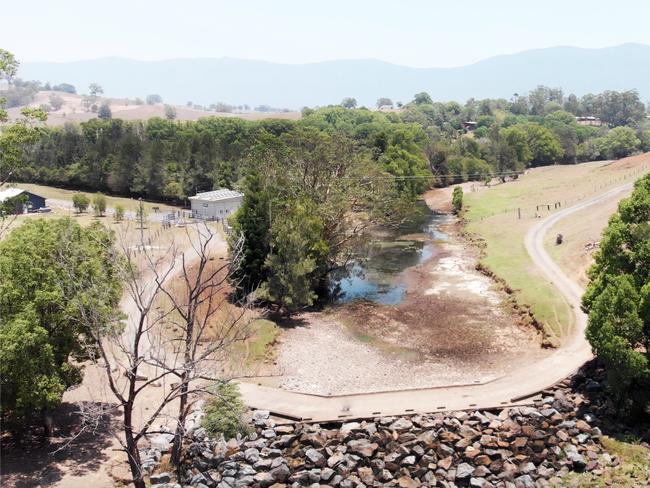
[
  {"x1": 576, "y1": 116, "x2": 603, "y2": 127},
  {"x1": 189, "y1": 189, "x2": 243, "y2": 221},
  {"x1": 462, "y1": 120, "x2": 478, "y2": 131},
  {"x1": 0, "y1": 187, "x2": 46, "y2": 214}
]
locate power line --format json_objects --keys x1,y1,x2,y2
[{"x1": 339, "y1": 170, "x2": 523, "y2": 180}]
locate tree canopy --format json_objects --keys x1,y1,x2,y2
[
  {"x1": 582, "y1": 174, "x2": 650, "y2": 413},
  {"x1": 0, "y1": 218, "x2": 122, "y2": 424}
]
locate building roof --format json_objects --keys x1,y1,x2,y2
[
  {"x1": 189, "y1": 189, "x2": 243, "y2": 202},
  {"x1": 0, "y1": 187, "x2": 27, "y2": 203}
]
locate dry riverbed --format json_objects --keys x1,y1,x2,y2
[{"x1": 251, "y1": 188, "x2": 548, "y2": 395}]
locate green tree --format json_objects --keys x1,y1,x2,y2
[
  {"x1": 597, "y1": 126, "x2": 640, "y2": 159},
  {"x1": 164, "y1": 104, "x2": 177, "y2": 120},
  {"x1": 72, "y1": 193, "x2": 89, "y2": 213},
  {"x1": 92, "y1": 193, "x2": 107, "y2": 216},
  {"x1": 201, "y1": 382, "x2": 248, "y2": 440},
  {"x1": 639, "y1": 129, "x2": 650, "y2": 152},
  {"x1": 88, "y1": 82, "x2": 103, "y2": 97},
  {"x1": 48, "y1": 94, "x2": 64, "y2": 111},
  {"x1": 114, "y1": 204, "x2": 125, "y2": 222},
  {"x1": 0, "y1": 48, "x2": 19, "y2": 122},
  {"x1": 500, "y1": 125, "x2": 532, "y2": 167},
  {"x1": 582, "y1": 174, "x2": 650, "y2": 413},
  {"x1": 341, "y1": 97, "x2": 357, "y2": 109},
  {"x1": 413, "y1": 92, "x2": 433, "y2": 105},
  {"x1": 146, "y1": 94, "x2": 163, "y2": 105},
  {"x1": 262, "y1": 200, "x2": 328, "y2": 315},
  {"x1": 563, "y1": 93, "x2": 581, "y2": 114},
  {"x1": 0, "y1": 218, "x2": 121, "y2": 426},
  {"x1": 597, "y1": 90, "x2": 646, "y2": 127},
  {"x1": 524, "y1": 123, "x2": 564, "y2": 166},
  {"x1": 452, "y1": 186, "x2": 463, "y2": 214},
  {"x1": 97, "y1": 102, "x2": 112, "y2": 119},
  {"x1": 230, "y1": 171, "x2": 272, "y2": 294},
  {"x1": 376, "y1": 97, "x2": 393, "y2": 108},
  {"x1": 52, "y1": 83, "x2": 76, "y2": 94}
]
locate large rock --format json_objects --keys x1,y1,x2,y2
[
  {"x1": 150, "y1": 433, "x2": 175, "y2": 453},
  {"x1": 150, "y1": 472, "x2": 172, "y2": 484},
  {"x1": 347, "y1": 439, "x2": 378, "y2": 457},
  {"x1": 305, "y1": 448, "x2": 326, "y2": 467},
  {"x1": 270, "y1": 464, "x2": 291, "y2": 482},
  {"x1": 456, "y1": 462, "x2": 474, "y2": 480}
]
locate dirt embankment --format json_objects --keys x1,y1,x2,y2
[{"x1": 264, "y1": 187, "x2": 547, "y2": 395}]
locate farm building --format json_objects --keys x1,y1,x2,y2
[
  {"x1": 576, "y1": 116, "x2": 603, "y2": 127},
  {"x1": 189, "y1": 189, "x2": 243, "y2": 220},
  {"x1": 462, "y1": 120, "x2": 477, "y2": 131},
  {"x1": 0, "y1": 187, "x2": 46, "y2": 214}
]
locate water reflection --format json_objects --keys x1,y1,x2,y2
[{"x1": 330, "y1": 205, "x2": 450, "y2": 305}]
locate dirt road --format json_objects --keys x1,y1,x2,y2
[
  {"x1": 238, "y1": 182, "x2": 634, "y2": 421},
  {"x1": 524, "y1": 182, "x2": 634, "y2": 348}
]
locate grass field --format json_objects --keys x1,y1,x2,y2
[
  {"x1": 16, "y1": 182, "x2": 178, "y2": 214},
  {"x1": 6, "y1": 90, "x2": 302, "y2": 127},
  {"x1": 464, "y1": 153, "x2": 650, "y2": 343}
]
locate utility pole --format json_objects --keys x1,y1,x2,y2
[{"x1": 139, "y1": 197, "x2": 144, "y2": 249}]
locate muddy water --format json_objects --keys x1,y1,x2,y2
[{"x1": 329, "y1": 203, "x2": 452, "y2": 305}]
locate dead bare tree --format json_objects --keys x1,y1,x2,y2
[
  {"x1": 65, "y1": 222, "x2": 252, "y2": 488},
  {"x1": 150, "y1": 224, "x2": 251, "y2": 466}
]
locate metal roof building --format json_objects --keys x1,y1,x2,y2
[
  {"x1": 189, "y1": 189, "x2": 243, "y2": 220},
  {"x1": 0, "y1": 187, "x2": 46, "y2": 214}
]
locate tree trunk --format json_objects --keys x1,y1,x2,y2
[
  {"x1": 170, "y1": 378, "x2": 188, "y2": 466},
  {"x1": 124, "y1": 405, "x2": 145, "y2": 488},
  {"x1": 42, "y1": 408, "x2": 53, "y2": 438}
]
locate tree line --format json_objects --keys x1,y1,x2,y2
[{"x1": 582, "y1": 173, "x2": 650, "y2": 416}]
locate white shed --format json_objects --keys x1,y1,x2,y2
[{"x1": 189, "y1": 189, "x2": 243, "y2": 220}]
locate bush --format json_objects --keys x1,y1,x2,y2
[
  {"x1": 146, "y1": 94, "x2": 163, "y2": 105},
  {"x1": 72, "y1": 193, "x2": 89, "y2": 213},
  {"x1": 52, "y1": 83, "x2": 76, "y2": 94},
  {"x1": 597, "y1": 126, "x2": 640, "y2": 159},
  {"x1": 452, "y1": 186, "x2": 463, "y2": 214},
  {"x1": 97, "y1": 102, "x2": 112, "y2": 120},
  {"x1": 114, "y1": 204, "x2": 125, "y2": 222},
  {"x1": 201, "y1": 382, "x2": 248, "y2": 440},
  {"x1": 92, "y1": 193, "x2": 107, "y2": 216}
]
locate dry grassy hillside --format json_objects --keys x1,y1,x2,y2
[{"x1": 5, "y1": 90, "x2": 301, "y2": 126}]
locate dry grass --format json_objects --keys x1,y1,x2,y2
[
  {"x1": 464, "y1": 152, "x2": 650, "y2": 340},
  {"x1": 560, "y1": 436, "x2": 650, "y2": 487},
  {"x1": 6, "y1": 90, "x2": 301, "y2": 126},
  {"x1": 16, "y1": 182, "x2": 177, "y2": 214}
]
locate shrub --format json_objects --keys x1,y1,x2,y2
[
  {"x1": 452, "y1": 186, "x2": 463, "y2": 214},
  {"x1": 201, "y1": 382, "x2": 248, "y2": 440},
  {"x1": 114, "y1": 204, "x2": 125, "y2": 222},
  {"x1": 72, "y1": 193, "x2": 89, "y2": 213},
  {"x1": 92, "y1": 193, "x2": 107, "y2": 216}
]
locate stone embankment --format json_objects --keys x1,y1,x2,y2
[{"x1": 141, "y1": 366, "x2": 634, "y2": 488}]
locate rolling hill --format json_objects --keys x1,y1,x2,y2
[{"x1": 18, "y1": 43, "x2": 650, "y2": 109}]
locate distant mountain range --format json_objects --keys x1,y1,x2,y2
[{"x1": 19, "y1": 44, "x2": 650, "y2": 109}]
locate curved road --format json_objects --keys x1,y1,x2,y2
[{"x1": 238, "y1": 182, "x2": 634, "y2": 422}]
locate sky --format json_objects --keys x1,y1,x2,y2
[{"x1": 3, "y1": 0, "x2": 650, "y2": 68}]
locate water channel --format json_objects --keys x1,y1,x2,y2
[{"x1": 329, "y1": 204, "x2": 451, "y2": 305}]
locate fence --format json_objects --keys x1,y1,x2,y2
[{"x1": 469, "y1": 163, "x2": 650, "y2": 221}]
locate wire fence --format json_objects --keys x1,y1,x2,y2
[{"x1": 469, "y1": 164, "x2": 650, "y2": 221}]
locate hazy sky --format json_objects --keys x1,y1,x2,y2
[{"x1": 3, "y1": 0, "x2": 650, "y2": 67}]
